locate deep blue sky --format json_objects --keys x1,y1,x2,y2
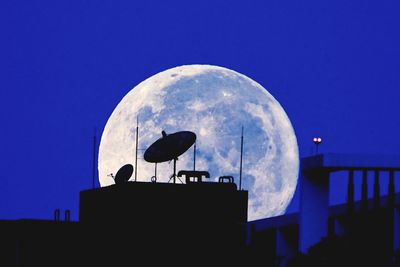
[{"x1": 1, "y1": 0, "x2": 400, "y2": 221}]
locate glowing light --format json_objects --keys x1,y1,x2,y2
[{"x1": 313, "y1": 137, "x2": 322, "y2": 144}]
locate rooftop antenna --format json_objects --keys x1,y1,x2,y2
[
  {"x1": 239, "y1": 126, "x2": 244, "y2": 191},
  {"x1": 313, "y1": 137, "x2": 322, "y2": 155},
  {"x1": 135, "y1": 115, "x2": 139, "y2": 182},
  {"x1": 92, "y1": 127, "x2": 97, "y2": 189},
  {"x1": 193, "y1": 141, "x2": 197, "y2": 171}
]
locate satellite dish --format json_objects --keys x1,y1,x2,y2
[
  {"x1": 114, "y1": 164, "x2": 134, "y2": 184},
  {"x1": 144, "y1": 130, "x2": 196, "y2": 183},
  {"x1": 144, "y1": 131, "x2": 196, "y2": 163}
]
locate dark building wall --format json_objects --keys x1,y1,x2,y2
[
  {"x1": 79, "y1": 181, "x2": 248, "y2": 265},
  {"x1": 0, "y1": 220, "x2": 80, "y2": 267}
]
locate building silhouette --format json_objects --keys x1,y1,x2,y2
[
  {"x1": 0, "y1": 153, "x2": 399, "y2": 266},
  {"x1": 247, "y1": 153, "x2": 400, "y2": 266}
]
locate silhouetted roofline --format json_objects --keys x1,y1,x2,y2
[{"x1": 302, "y1": 153, "x2": 400, "y2": 171}]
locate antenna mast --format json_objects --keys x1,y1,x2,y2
[
  {"x1": 92, "y1": 127, "x2": 96, "y2": 189},
  {"x1": 135, "y1": 116, "x2": 139, "y2": 182},
  {"x1": 193, "y1": 142, "x2": 196, "y2": 171},
  {"x1": 239, "y1": 126, "x2": 244, "y2": 191}
]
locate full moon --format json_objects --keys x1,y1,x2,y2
[{"x1": 98, "y1": 65, "x2": 299, "y2": 221}]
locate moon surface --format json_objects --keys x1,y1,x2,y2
[{"x1": 98, "y1": 64, "x2": 299, "y2": 221}]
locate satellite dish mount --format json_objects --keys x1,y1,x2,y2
[{"x1": 168, "y1": 157, "x2": 183, "y2": 184}]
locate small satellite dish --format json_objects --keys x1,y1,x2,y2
[
  {"x1": 144, "y1": 131, "x2": 196, "y2": 163},
  {"x1": 114, "y1": 164, "x2": 134, "y2": 185}
]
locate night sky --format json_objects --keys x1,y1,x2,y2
[{"x1": 1, "y1": 0, "x2": 400, "y2": 221}]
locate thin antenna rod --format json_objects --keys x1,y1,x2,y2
[
  {"x1": 239, "y1": 126, "x2": 244, "y2": 191},
  {"x1": 173, "y1": 158, "x2": 177, "y2": 184},
  {"x1": 193, "y1": 142, "x2": 196, "y2": 171},
  {"x1": 135, "y1": 116, "x2": 139, "y2": 182},
  {"x1": 92, "y1": 127, "x2": 96, "y2": 189}
]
